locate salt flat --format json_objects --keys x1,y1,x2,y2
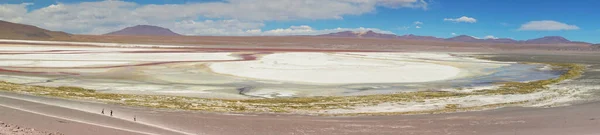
[
  {"x1": 0, "y1": 39, "x2": 598, "y2": 135},
  {"x1": 0, "y1": 52, "x2": 238, "y2": 62},
  {"x1": 0, "y1": 60, "x2": 131, "y2": 67},
  {"x1": 209, "y1": 52, "x2": 498, "y2": 84},
  {"x1": 0, "y1": 45, "x2": 155, "y2": 52},
  {"x1": 0, "y1": 45, "x2": 239, "y2": 68},
  {"x1": 0, "y1": 43, "x2": 562, "y2": 100}
]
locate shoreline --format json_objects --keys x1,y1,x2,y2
[
  {"x1": 1, "y1": 89, "x2": 600, "y2": 135},
  {"x1": 0, "y1": 62, "x2": 585, "y2": 116}
]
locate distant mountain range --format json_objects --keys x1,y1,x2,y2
[
  {"x1": 0, "y1": 20, "x2": 593, "y2": 45},
  {"x1": 398, "y1": 34, "x2": 443, "y2": 41},
  {"x1": 104, "y1": 25, "x2": 181, "y2": 36},
  {"x1": 318, "y1": 30, "x2": 591, "y2": 45},
  {"x1": 0, "y1": 20, "x2": 71, "y2": 40}
]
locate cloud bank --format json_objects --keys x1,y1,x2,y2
[
  {"x1": 0, "y1": 0, "x2": 428, "y2": 35},
  {"x1": 444, "y1": 16, "x2": 477, "y2": 23},
  {"x1": 484, "y1": 35, "x2": 498, "y2": 39},
  {"x1": 518, "y1": 20, "x2": 579, "y2": 31}
]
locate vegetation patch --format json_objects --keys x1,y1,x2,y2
[{"x1": 476, "y1": 63, "x2": 584, "y2": 95}]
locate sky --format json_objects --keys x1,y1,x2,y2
[{"x1": 1, "y1": 0, "x2": 598, "y2": 43}]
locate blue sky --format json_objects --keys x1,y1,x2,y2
[{"x1": 1, "y1": 0, "x2": 598, "y2": 43}]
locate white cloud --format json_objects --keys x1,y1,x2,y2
[
  {"x1": 484, "y1": 35, "x2": 498, "y2": 39},
  {"x1": 413, "y1": 21, "x2": 422, "y2": 29},
  {"x1": 0, "y1": 3, "x2": 31, "y2": 23},
  {"x1": 397, "y1": 26, "x2": 410, "y2": 30},
  {"x1": 414, "y1": 21, "x2": 423, "y2": 25},
  {"x1": 262, "y1": 25, "x2": 316, "y2": 35},
  {"x1": 444, "y1": 16, "x2": 477, "y2": 23},
  {"x1": 375, "y1": 0, "x2": 428, "y2": 9},
  {"x1": 172, "y1": 19, "x2": 265, "y2": 36},
  {"x1": 451, "y1": 33, "x2": 457, "y2": 36},
  {"x1": 21, "y1": 1, "x2": 145, "y2": 34},
  {"x1": 0, "y1": 0, "x2": 427, "y2": 35},
  {"x1": 518, "y1": 20, "x2": 579, "y2": 31}
]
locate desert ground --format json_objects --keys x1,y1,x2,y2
[{"x1": 0, "y1": 37, "x2": 599, "y2": 135}]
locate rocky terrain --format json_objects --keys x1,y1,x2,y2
[{"x1": 0, "y1": 121, "x2": 62, "y2": 135}]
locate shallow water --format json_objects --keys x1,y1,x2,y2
[
  {"x1": 330, "y1": 63, "x2": 561, "y2": 96},
  {"x1": 1, "y1": 62, "x2": 559, "y2": 99},
  {"x1": 442, "y1": 63, "x2": 561, "y2": 88}
]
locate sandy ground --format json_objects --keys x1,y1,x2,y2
[
  {"x1": 0, "y1": 92, "x2": 192, "y2": 135},
  {"x1": 0, "y1": 120, "x2": 62, "y2": 135},
  {"x1": 1, "y1": 90, "x2": 600, "y2": 135}
]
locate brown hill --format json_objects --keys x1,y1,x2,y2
[
  {"x1": 104, "y1": 25, "x2": 181, "y2": 36},
  {"x1": 318, "y1": 30, "x2": 397, "y2": 38},
  {"x1": 523, "y1": 36, "x2": 574, "y2": 44},
  {"x1": 318, "y1": 31, "x2": 357, "y2": 37},
  {"x1": 445, "y1": 35, "x2": 480, "y2": 42},
  {"x1": 484, "y1": 38, "x2": 518, "y2": 43},
  {"x1": 0, "y1": 20, "x2": 71, "y2": 40},
  {"x1": 398, "y1": 34, "x2": 443, "y2": 41}
]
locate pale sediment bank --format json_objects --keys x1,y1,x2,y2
[{"x1": 0, "y1": 52, "x2": 238, "y2": 68}]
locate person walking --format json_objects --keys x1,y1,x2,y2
[
  {"x1": 101, "y1": 108, "x2": 104, "y2": 114},
  {"x1": 110, "y1": 110, "x2": 113, "y2": 116},
  {"x1": 134, "y1": 115, "x2": 137, "y2": 122}
]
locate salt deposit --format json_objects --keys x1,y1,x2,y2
[
  {"x1": 210, "y1": 52, "x2": 467, "y2": 84},
  {"x1": 0, "y1": 52, "x2": 237, "y2": 62},
  {"x1": 0, "y1": 60, "x2": 130, "y2": 67},
  {"x1": 0, "y1": 45, "x2": 238, "y2": 68}
]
